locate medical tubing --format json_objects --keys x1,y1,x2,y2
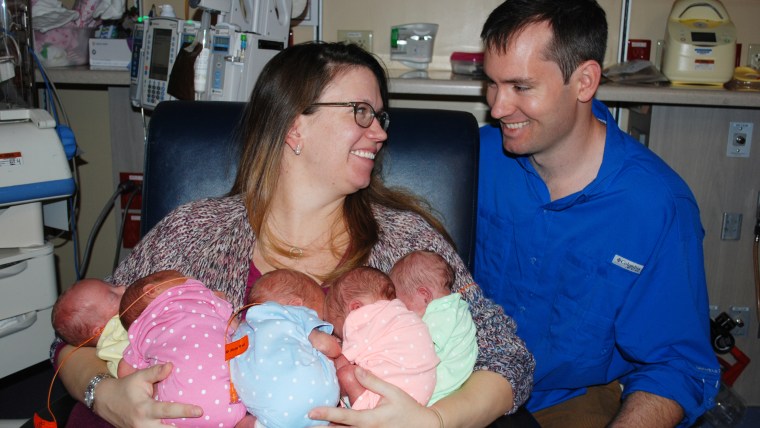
[
  {"x1": 69, "y1": 197, "x2": 82, "y2": 280},
  {"x1": 29, "y1": 47, "x2": 72, "y2": 126},
  {"x1": 29, "y1": 48, "x2": 58, "y2": 124}
]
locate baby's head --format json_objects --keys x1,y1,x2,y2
[
  {"x1": 248, "y1": 269, "x2": 325, "y2": 318},
  {"x1": 324, "y1": 267, "x2": 396, "y2": 339},
  {"x1": 120, "y1": 270, "x2": 187, "y2": 330},
  {"x1": 389, "y1": 250, "x2": 455, "y2": 317},
  {"x1": 52, "y1": 279, "x2": 125, "y2": 346}
]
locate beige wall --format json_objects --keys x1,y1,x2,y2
[
  {"x1": 51, "y1": 89, "x2": 117, "y2": 287},
  {"x1": 322, "y1": 0, "x2": 757, "y2": 72},
  {"x1": 322, "y1": 0, "x2": 623, "y2": 70}
]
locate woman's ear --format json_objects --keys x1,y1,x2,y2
[
  {"x1": 574, "y1": 60, "x2": 602, "y2": 103},
  {"x1": 285, "y1": 116, "x2": 305, "y2": 154}
]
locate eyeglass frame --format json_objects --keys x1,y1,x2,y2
[{"x1": 309, "y1": 102, "x2": 390, "y2": 131}]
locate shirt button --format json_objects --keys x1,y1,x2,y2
[
  {"x1": 519, "y1": 306, "x2": 526, "y2": 312},
  {"x1": 530, "y1": 257, "x2": 537, "y2": 264}
]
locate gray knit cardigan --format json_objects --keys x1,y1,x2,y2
[{"x1": 67, "y1": 195, "x2": 534, "y2": 412}]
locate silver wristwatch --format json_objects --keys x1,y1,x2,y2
[{"x1": 84, "y1": 372, "x2": 113, "y2": 410}]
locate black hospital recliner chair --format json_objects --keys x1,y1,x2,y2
[
  {"x1": 141, "y1": 101, "x2": 479, "y2": 268},
  {"x1": 139, "y1": 101, "x2": 538, "y2": 427}
]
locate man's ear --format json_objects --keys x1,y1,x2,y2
[{"x1": 574, "y1": 60, "x2": 602, "y2": 103}]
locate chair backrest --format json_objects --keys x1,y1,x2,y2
[{"x1": 142, "y1": 101, "x2": 479, "y2": 268}]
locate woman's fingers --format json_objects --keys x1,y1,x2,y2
[
  {"x1": 309, "y1": 367, "x2": 434, "y2": 427},
  {"x1": 99, "y1": 363, "x2": 203, "y2": 427},
  {"x1": 353, "y1": 366, "x2": 403, "y2": 399}
]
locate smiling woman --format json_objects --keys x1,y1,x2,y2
[{"x1": 53, "y1": 42, "x2": 534, "y2": 428}]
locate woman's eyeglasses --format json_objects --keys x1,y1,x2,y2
[{"x1": 310, "y1": 102, "x2": 390, "y2": 131}]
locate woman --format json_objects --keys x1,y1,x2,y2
[{"x1": 56, "y1": 42, "x2": 534, "y2": 427}]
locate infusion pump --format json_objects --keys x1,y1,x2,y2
[
  {"x1": 129, "y1": 0, "x2": 292, "y2": 109},
  {"x1": 130, "y1": 18, "x2": 200, "y2": 108}
]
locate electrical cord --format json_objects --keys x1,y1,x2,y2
[
  {"x1": 754, "y1": 219, "x2": 759, "y2": 338},
  {"x1": 113, "y1": 184, "x2": 141, "y2": 271},
  {"x1": 79, "y1": 181, "x2": 137, "y2": 278}
]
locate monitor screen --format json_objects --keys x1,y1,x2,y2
[
  {"x1": 149, "y1": 28, "x2": 173, "y2": 81},
  {"x1": 691, "y1": 32, "x2": 716, "y2": 43}
]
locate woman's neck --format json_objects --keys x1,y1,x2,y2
[{"x1": 254, "y1": 192, "x2": 349, "y2": 281}]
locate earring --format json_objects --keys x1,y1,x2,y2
[{"x1": 294, "y1": 144, "x2": 302, "y2": 156}]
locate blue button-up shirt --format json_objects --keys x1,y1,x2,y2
[{"x1": 475, "y1": 99, "x2": 720, "y2": 426}]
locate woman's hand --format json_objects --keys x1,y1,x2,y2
[
  {"x1": 95, "y1": 363, "x2": 203, "y2": 427},
  {"x1": 308, "y1": 366, "x2": 440, "y2": 428}
]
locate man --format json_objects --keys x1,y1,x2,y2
[{"x1": 474, "y1": 1, "x2": 720, "y2": 427}]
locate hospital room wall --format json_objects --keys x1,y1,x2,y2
[
  {"x1": 50, "y1": 89, "x2": 119, "y2": 287},
  {"x1": 320, "y1": 0, "x2": 757, "y2": 70}
]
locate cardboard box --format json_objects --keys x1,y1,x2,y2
[{"x1": 89, "y1": 38, "x2": 131, "y2": 70}]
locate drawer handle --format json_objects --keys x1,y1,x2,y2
[
  {"x1": 0, "y1": 260, "x2": 28, "y2": 279},
  {"x1": 0, "y1": 311, "x2": 37, "y2": 339}
]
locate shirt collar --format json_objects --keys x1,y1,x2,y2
[{"x1": 516, "y1": 98, "x2": 629, "y2": 211}]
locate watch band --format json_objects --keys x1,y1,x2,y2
[{"x1": 84, "y1": 372, "x2": 113, "y2": 410}]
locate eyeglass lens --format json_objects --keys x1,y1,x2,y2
[{"x1": 355, "y1": 102, "x2": 389, "y2": 131}]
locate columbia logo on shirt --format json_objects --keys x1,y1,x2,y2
[{"x1": 612, "y1": 255, "x2": 644, "y2": 274}]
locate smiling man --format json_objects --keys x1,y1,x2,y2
[{"x1": 474, "y1": 1, "x2": 720, "y2": 427}]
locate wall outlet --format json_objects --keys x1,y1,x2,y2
[
  {"x1": 337, "y1": 30, "x2": 373, "y2": 52},
  {"x1": 729, "y1": 306, "x2": 750, "y2": 336},
  {"x1": 726, "y1": 122, "x2": 753, "y2": 158},
  {"x1": 749, "y1": 43, "x2": 760, "y2": 70},
  {"x1": 721, "y1": 212, "x2": 742, "y2": 240}
]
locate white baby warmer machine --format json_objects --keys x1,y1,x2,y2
[{"x1": 0, "y1": 108, "x2": 74, "y2": 378}]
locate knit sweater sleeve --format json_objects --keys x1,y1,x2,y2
[
  {"x1": 109, "y1": 196, "x2": 254, "y2": 309},
  {"x1": 368, "y1": 205, "x2": 535, "y2": 412}
]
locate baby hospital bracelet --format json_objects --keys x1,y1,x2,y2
[{"x1": 84, "y1": 372, "x2": 113, "y2": 410}]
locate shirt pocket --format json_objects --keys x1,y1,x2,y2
[{"x1": 548, "y1": 249, "x2": 632, "y2": 364}]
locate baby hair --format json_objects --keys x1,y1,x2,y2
[
  {"x1": 389, "y1": 250, "x2": 455, "y2": 295},
  {"x1": 52, "y1": 283, "x2": 98, "y2": 346},
  {"x1": 248, "y1": 269, "x2": 325, "y2": 315},
  {"x1": 324, "y1": 266, "x2": 396, "y2": 323},
  {"x1": 120, "y1": 270, "x2": 186, "y2": 330}
]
